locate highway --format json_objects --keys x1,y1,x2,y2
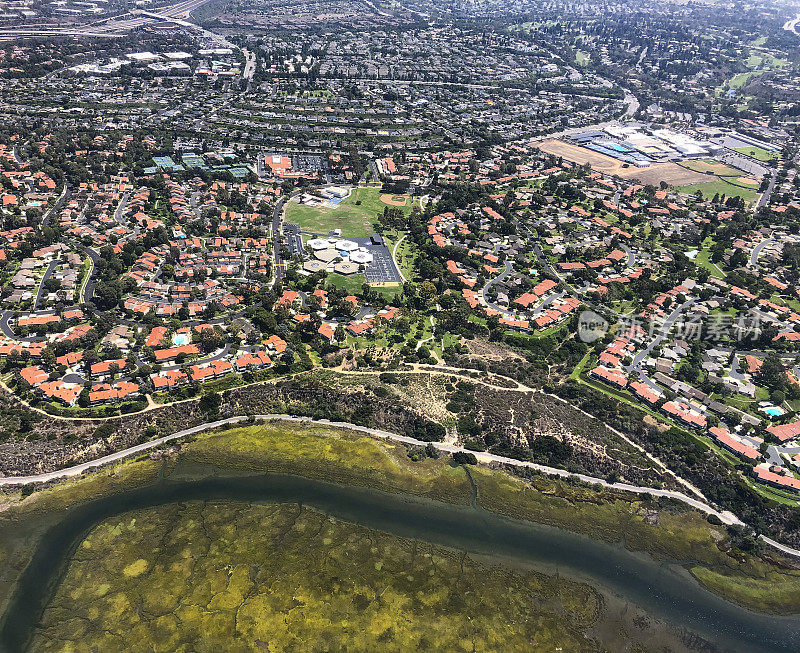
[{"x1": 0, "y1": 0, "x2": 215, "y2": 40}]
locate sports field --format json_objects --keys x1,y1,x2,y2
[
  {"x1": 534, "y1": 139, "x2": 710, "y2": 186},
  {"x1": 676, "y1": 178, "x2": 759, "y2": 205},
  {"x1": 681, "y1": 159, "x2": 745, "y2": 177},
  {"x1": 733, "y1": 145, "x2": 779, "y2": 162},
  {"x1": 284, "y1": 187, "x2": 413, "y2": 237}
]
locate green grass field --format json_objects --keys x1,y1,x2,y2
[
  {"x1": 676, "y1": 178, "x2": 759, "y2": 205},
  {"x1": 681, "y1": 159, "x2": 745, "y2": 177},
  {"x1": 745, "y1": 53, "x2": 788, "y2": 70},
  {"x1": 695, "y1": 238, "x2": 727, "y2": 279},
  {"x1": 284, "y1": 187, "x2": 412, "y2": 237},
  {"x1": 734, "y1": 145, "x2": 779, "y2": 162},
  {"x1": 729, "y1": 72, "x2": 757, "y2": 89},
  {"x1": 326, "y1": 272, "x2": 367, "y2": 294}
]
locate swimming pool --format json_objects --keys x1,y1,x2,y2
[
  {"x1": 173, "y1": 333, "x2": 190, "y2": 346},
  {"x1": 764, "y1": 407, "x2": 784, "y2": 417}
]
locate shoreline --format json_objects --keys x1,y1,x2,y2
[
  {"x1": 3, "y1": 413, "x2": 798, "y2": 561},
  {"x1": 4, "y1": 467, "x2": 800, "y2": 651}
]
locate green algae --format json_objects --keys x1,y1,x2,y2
[
  {"x1": 3, "y1": 418, "x2": 800, "y2": 635},
  {"x1": 31, "y1": 502, "x2": 680, "y2": 652},
  {"x1": 178, "y1": 422, "x2": 473, "y2": 505}
]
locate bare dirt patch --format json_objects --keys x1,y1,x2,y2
[
  {"x1": 534, "y1": 139, "x2": 710, "y2": 186},
  {"x1": 380, "y1": 194, "x2": 408, "y2": 207},
  {"x1": 464, "y1": 338, "x2": 526, "y2": 362}
]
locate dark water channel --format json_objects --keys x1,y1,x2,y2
[{"x1": 1, "y1": 471, "x2": 799, "y2": 652}]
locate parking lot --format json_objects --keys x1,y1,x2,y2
[
  {"x1": 283, "y1": 223, "x2": 303, "y2": 257},
  {"x1": 353, "y1": 237, "x2": 403, "y2": 283}
]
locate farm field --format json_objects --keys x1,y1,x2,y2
[{"x1": 284, "y1": 187, "x2": 413, "y2": 237}]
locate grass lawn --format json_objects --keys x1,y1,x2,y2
[
  {"x1": 326, "y1": 272, "x2": 401, "y2": 300},
  {"x1": 728, "y1": 71, "x2": 758, "y2": 89},
  {"x1": 695, "y1": 245, "x2": 726, "y2": 279},
  {"x1": 745, "y1": 53, "x2": 788, "y2": 70},
  {"x1": 681, "y1": 159, "x2": 744, "y2": 177},
  {"x1": 372, "y1": 283, "x2": 402, "y2": 301},
  {"x1": 676, "y1": 178, "x2": 758, "y2": 205},
  {"x1": 284, "y1": 187, "x2": 412, "y2": 237},
  {"x1": 733, "y1": 145, "x2": 779, "y2": 162},
  {"x1": 326, "y1": 272, "x2": 367, "y2": 295},
  {"x1": 575, "y1": 50, "x2": 589, "y2": 66},
  {"x1": 383, "y1": 229, "x2": 419, "y2": 281}
]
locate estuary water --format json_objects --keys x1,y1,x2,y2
[{"x1": 1, "y1": 470, "x2": 799, "y2": 652}]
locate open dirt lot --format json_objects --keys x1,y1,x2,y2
[{"x1": 535, "y1": 139, "x2": 710, "y2": 186}]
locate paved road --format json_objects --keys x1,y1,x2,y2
[
  {"x1": 80, "y1": 247, "x2": 101, "y2": 303},
  {"x1": 272, "y1": 196, "x2": 288, "y2": 285},
  {"x1": 625, "y1": 298, "x2": 698, "y2": 372},
  {"x1": 0, "y1": 312, "x2": 17, "y2": 339},
  {"x1": 480, "y1": 260, "x2": 514, "y2": 314},
  {"x1": 40, "y1": 183, "x2": 70, "y2": 228},
  {"x1": 271, "y1": 190, "x2": 305, "y2": 286},
  {"x1": 391, "y1": 234, "x2": 408, "y2": 283},
  {"x1": 113, "y1": 191, "x2": 130, "y2": 226},
  {"x1": 160, "y1": 343, "x2": 232, "y2": 371},
  {"x1": 756, "y1": 168, "x2": 778, "y2": 210},
  {"x1": 33, "y1": 260, "x2": 58, "y2": 310},
  {"x1": 620, "y1": 243, "x2": 635, "y2": 268},
  {"x1": 750, "y1": 237, "x2": 776, "y2": 266}
]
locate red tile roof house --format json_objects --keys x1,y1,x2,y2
[
  {"x1": 753, "y1": 464, "x2": 800, "y2": 492},
  {"x1": 662, "y1": 400, "x2": 707, "y2": 429},
  {"x1": 146, "y1": 326, "x2": 169, "y2": 347},
  {"x1": 347, "y1": 319, "x2": 374, "y2": 337},
  {"x1": 629, "y1": 381, "x2": 661, "y2": 404},
  {"x1": 188, "y1": 359, "x2": 233, "y2": 382},
  {"x1": 151, "y1": 369, "x2": 187, "y2": 390},
  {"x1": 275, "y1": 290, "x2": 300, "y2": 310},
  {"x1": 234, "y1": 350, "x2": 272, "y2": 371},
  {"x1": 39, "y1": 380, "x2": 79, "y2": 407},
  {"x1": 590, "y1": 365, "x2": 627, "y2": 388},
  {"x1": 318, "y1": 322, "x2": 336, "y2": 342},
  {"x1": 154, "y1": 344, "x2": 201, "y2": 362},
  {"x1": 264, "y1": 335, "x2": 287, "y2": 354},
  {"x1": 89, "y1": 381, "x2": 140, "y2": 404},
  {"x1": 20, "y1": 365, "x2": 48, "y2": 387},
  {"x1": 766, "y1": 420, "x2": 800, "y2": 443},
  {"x1": 90, "y1": 358, "x2": 128, "y2": 379},
  {"x1": 709, "y1": 426, "x2": 760, "y2": 461}
]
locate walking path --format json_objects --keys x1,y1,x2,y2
[
  {"x1": 1, "y1": 413, "x2": 796, "y2": 557},
  {"x1": 391, "y1": 233, "x2": 407, "y2": 283}
]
